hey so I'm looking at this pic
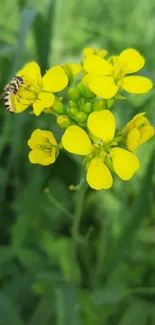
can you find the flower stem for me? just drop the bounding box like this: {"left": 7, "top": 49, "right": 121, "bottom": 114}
{"left": 45, "top": 188, "right": 73, "bottom": 220}
{"left": 71, "top": 181, "right": 88, "bottom": 281}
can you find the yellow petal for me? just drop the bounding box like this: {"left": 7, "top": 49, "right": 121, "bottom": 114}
{"left": 83, "top": 48, "right": 107, "bottom": 58}
{"left": 66, "top": 63, "right": 82, "bottom": 75}
{"left": 95, "top": 49, "right": 107, "bottom": 57}
{"left": 62, "top": 125, "right": 93, "bottom": 155}
{"left": 118, "top": 49, "right": 145, "bottom": 74}
{"left": 17, "top": 62, "right": 41, "bottom": 79}
{"left": 126, "top": 128, "right": 141, "bottom": 151}
{"left": 132, "top": 112, "right": 146, "bottom": 122}
{"left": 11, "top": 94, "right": 30, "bottom": 113}
{"left": 33, "top": 92, "right": 54, "bottom": 116}
{"left": 86, "top": 157, "right": 113, "bottom": 190}
{"left": 89, "top": 76, "right": 119, "bottom": 99}
{"left": 82, "top": 73, "right": 95, "bottom": 85}
{"left": 83, "top": 55, "right": 113, "bottom": 75}
{"left": 42, "top": 66, "right": 68, "bottom": 92}
{"left": 120, "top": 76, "right": 153, "bottom": 94}
{"left": 122, "top": 112, "right": 146, "bottom": 133}
{"left": 87, "top": 110, "right": 115, "bottom": 143}
{"left": 42, "top": 130, "right": 57, "bottom": 145}
{"left": 111, "top": 147, "right": 140, "bottom": 180}
{"left": 139, "top": 126, "right": 154, "bottom": 145}
{"left": 29, "top": 148, "right": 56, "bottom": 165}
{"left": 83, "top": 48, "right": 94, "bottom": 57}
{"left": 28, "top": 129, "right": 45, "bottom": 149}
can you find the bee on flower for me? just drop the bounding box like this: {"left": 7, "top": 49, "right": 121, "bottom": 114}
{"left": 6, "top": 46, "right": 154, "bottom": 191}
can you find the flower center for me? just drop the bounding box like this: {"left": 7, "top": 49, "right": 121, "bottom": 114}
{"left": 39, "top": 137, "right": 54, "bottom": 153}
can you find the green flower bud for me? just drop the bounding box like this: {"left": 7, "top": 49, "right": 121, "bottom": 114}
{"left": 74, "top": 111, "right": 87, "bottom": 123}
{"left": 62, "top": 64, "right": 73, "bottom": 86}
{"left": 52, "top": 99, "right": 66, "bottom": 114}
{"left": 106, "top": 99, "right": 114, "bottom": 110}
{"left": 83, "top": 102, "right": 93, "bottom": 114}
{"left": 57, "top": 115, "right": 71, "bottom": 128}
{"left": 68, "top": 106, "right": 79, "bottom": 117}
{"left": 68, "top": 87, "right": 81, "bottom": 100}
{"left": 77, "top": 83, "right": 96, "bottom": 99}
{"left": 93, "top": 99, "right": 106, "bottom": 111}
{"left": 69, "top": 100, "right": 79, "bottom": 108}
{"left": 104, "top": 155, "right": 114, "bottom": 172}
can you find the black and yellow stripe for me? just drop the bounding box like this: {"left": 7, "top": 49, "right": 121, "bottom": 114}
{"left": 3, "top": 76, "right": 24, "bottom": 113}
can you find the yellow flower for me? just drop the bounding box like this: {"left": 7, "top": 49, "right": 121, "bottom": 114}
{"left": 62, "top": 110, "right": 140, "bottom": 190}
{"left": 83, "top": 48, "right": 153, "bottom": 99}
{"left": 122, "top": 112, "right": 154, "bottom": 151}
{"left": 28, "top": 129, "right": 58, "bottom": 165}
{"left": 12, "top": 62, "right": 68, "bottom": 116}
{"left": 83, "top": 47, "right": 107, "bottom": 58}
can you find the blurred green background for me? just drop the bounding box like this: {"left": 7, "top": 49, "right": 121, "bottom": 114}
{"left": 0, "top": 0, "right": 155, "bottom": 324}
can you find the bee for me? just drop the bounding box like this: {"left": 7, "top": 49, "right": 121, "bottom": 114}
{"left": 3, "top": 76, "right": 24, "bottom": 114}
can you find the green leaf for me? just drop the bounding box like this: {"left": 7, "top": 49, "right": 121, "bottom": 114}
{"left": 16, "top": 248, "right": 45, "bottom": 271}
{"left": 11, "top": 214, "right": 30, "bottom": 248}
{"left": 91, "top": 288, "right": 124, "bottom": 305}
{"left": 119, "top": 299, "right": 149, "bottom": 325}
{"left": 12, "top": 7, "right": 37, "bottom": 75}
{"left": 28, "top": 294, "right": 55, "bottom": 325}
{"left": 33, "top": 0, "right": 56, "bottom": 71}
{"left": 0, "top": 246, "right": 15, "bottom": 265}
{"left": 0, "top": 293, "right": 24, "bottom": 325}
{"left": 105, "top": 149, "right": 155, "bottom": 274}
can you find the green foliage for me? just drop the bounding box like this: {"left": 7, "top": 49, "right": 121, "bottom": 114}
{"left": 0, "top": 0, "right": 155, "bottom": 324}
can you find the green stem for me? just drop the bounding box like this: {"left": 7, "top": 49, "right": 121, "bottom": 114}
{"left": 71, "top": 181, "right": 88, "bottom": 281}
{"left": 128, "top": 287, "right": 155, "bottom": 296}
{"left": 45, "top": 189, "right": 73, "bottom": 220}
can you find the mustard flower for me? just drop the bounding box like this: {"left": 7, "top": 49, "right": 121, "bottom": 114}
{"left": 28, "top": 129, "right": 58, "bottom": 165}
{"left": 61, "top": 110, "right": 140, "bottom": 190}
{"left": 83, "top": 48, "right": 153, "bottom": 99}
{"left": 12, "top": 62, "right": 68, "bottom": 116}
{"left": 122, "top": 112, "right": 154, "bottom": 151}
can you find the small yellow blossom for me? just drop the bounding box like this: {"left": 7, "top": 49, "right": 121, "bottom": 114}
{"left": 83, "top": 47, "right": 107, "bottom": 58}
{"left": 83, "top": 48, "right": 153, "bottom": 99}
{"left": 12, "top": 62, "right": 68, "bottom": 116}
{"left": 62, "top": 110, "right": 140, "bottom": 190}
{"left": 28, "top": 129, "right": 58, "bottom": 165}
{"left": 122, "top": 112, "right": 154, "bottom": 151}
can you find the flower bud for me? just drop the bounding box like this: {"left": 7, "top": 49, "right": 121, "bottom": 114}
{"left": 57, "top": 115, "right": 71, "bottom": 128}
{"left": 83, "top": 102, "right": 93, "bottom": 114}
{"left": 68, "top": 106, "right": 79, "bottom": 117}
{"left": 106, "top": 99, "right": 114, "bottom": 110}
{"left": 104, "top": 156, "right": 114, "bottom": 172}
{"left": 69, "top": 100, "right": 79, "bottom": 108}
{"left": 62, "top": 64, "right": 73, "bottom": 86}
{"left": 68, "top": 87, "right": 81, "bottom": 100}
{"left": 93, "top": 100, "right": 106, "bottom": 111}
{"left": 52, "top": 99, "right": 66, "bottom": 114}
{"left": 77, "top": 83, "right": 96, "bottom": 99}
{"left": 74, "top": 111, "right": 87, "bottom": 123}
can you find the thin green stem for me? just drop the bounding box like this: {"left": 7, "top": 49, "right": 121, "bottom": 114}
{"left": 45, "top": 189, "right": 73, "bottom": 220}
{"left": 128, "top": 287, "right": 155, "bottom": 296}
{"left": 71, "top": 180, "right": 88, "bottom": 281}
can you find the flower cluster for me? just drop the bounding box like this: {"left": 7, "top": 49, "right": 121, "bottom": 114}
{"left": 7, "top": 48, "right": 154, "bottom": 190}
